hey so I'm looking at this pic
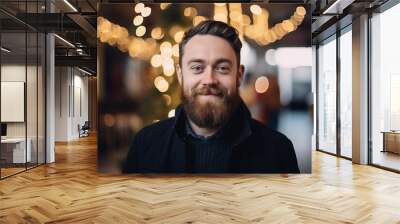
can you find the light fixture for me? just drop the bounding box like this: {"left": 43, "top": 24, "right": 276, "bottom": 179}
{"left": 322, "top": 0, "right": 354, "bottom": 15}
{"left": 76, "top": 48, "right": 85, "bottom": 55}
{"left": 63, "top": 0, "right": 78, "bottom": 12}
{"left": 77, "top": 67, "right": 94, "bottom": 76}
{"left": 54, "top": 34, "right": 75, "bottom": 48}
{"left": 1, "top": 47, "right": 11, "bottom": 53}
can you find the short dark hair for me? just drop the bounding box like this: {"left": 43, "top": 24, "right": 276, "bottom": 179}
{"left": 179, "top": 20, "right": 242, "bottom": 67}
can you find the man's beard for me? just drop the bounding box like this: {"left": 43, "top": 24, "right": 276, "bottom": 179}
{"left": 181, "top": 83, "right": 240, "bottom": 129}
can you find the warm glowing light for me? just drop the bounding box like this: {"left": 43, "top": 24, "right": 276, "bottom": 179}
{"left": 168, "top": 109, "right": 175, "bottom": 118}
{"left": 172, "top": 44, "right": 179, "bottom": 57}
{"left": 151, "top": 27, "right": 164, "bottom": 40}
{"left": 133, "top": 15, "right": 143, "bottom": 26}
{"left": 154, "top": 76, "right": 169, "bottom": 92}
{"left": 160, "top": 3, "right": 171, "bottom": 10}
{"left": 163, "top": 65, "right": 175, "bottom": 77}
{"left": 151, "top": 54, "right": 162, "bottom": 67}
{"left": 98, "top": 16, "right": 158, "bottom": 60}
{"left": 193, "top": 16, "right": 207, "bottom": 26}
{"left": 161, "top": 48, "right": 173, "bottom": 57}
{"left": 184, "top": 7, "right": 191, "bottom": 17}
{"left": 214, "top": 13, "right": 228, "bottom": 23}
{"left": 242, "top": 15, "right": 251, "bottom": 25}
{"left": 160, "top": 41, "right": 172, "bottom": 52}
{"left": 282, "top": 20, "right": 295, "bottom": 32}
{"left": 254, "top": 76, "right": 269, "bottom": 94}
{"left": 229, "top": 11, "right": 242, "bottom": 21}
{"left": 214, "top": 3, "right": 226, "bottom": 7}
{"left": 169, "top": 26, "right": 182, "bottom": 39}
{"left": 141, "top": 7, "right": 151, "bottom": 17}
{"left": 296, "top": 6, "right": 306, "bottom": 16}
{"left": 162, "top": 56, "right": 174, "bottom": 66}
{"left": 250, "top": 5, "right": 262, "bottom": 15}
{"left": 162, "top": 94, "right": 172, "bottom": 106}
{"left": 134, "top": 3, "right": 145, "bottom": 13}
{"left": 174, "top": 31, "right": 184, "bottom": 43}
{"left": 184, "top": 7, "right": 198, "bottom": 17}
{"left": 136, "top": 26, "right": 146, "bottom": 37}
{"left": 163, "top": 67, "right": 175, "bottom": 77}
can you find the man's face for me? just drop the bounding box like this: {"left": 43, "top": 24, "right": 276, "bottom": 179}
{"left": 177, "top": 34, "right": 244, "bottom": 129}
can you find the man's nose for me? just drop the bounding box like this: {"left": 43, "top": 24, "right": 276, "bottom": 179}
{"left": 201, "top": 67, "right": 218, "bottom": 86}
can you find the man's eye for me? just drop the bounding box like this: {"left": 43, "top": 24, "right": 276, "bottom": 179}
{"left": 216, "top": 66, "right": 230, "bottom": 73}
{"left": 191, "top": 66, "right": 203, "bottom": 73}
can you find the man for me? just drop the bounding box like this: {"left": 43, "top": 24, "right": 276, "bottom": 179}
{"left": 122, "top": 20, "right": 299, "bottom": 173}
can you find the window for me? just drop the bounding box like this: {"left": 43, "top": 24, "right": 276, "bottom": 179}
{"left": 339, "top": 28, "right": 352, "bottom": 158}
{"left": 317, "top": 36, "right": 337, "bottom": 154}
{"left": 370, "top": 3, "right": 400, "bottom": 171}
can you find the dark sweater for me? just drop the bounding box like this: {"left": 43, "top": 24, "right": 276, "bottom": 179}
{"left": 185, "top": 119, "right": 233, "bottom": 173}
{"left": 122, "top": 100, "right": 300, "bottom": 173}
{"left": 187, "top": 137, "right": 232, "bottom": 173}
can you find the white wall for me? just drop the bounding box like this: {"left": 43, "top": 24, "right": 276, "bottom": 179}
{"left": 55, "top": 67, "right": 89, "bottom": 141}
{"left": 1, "top": 64, "right": 46, "bottom": 164}
{"left": 1, "top": 65, "right": 37, "bottom": 138}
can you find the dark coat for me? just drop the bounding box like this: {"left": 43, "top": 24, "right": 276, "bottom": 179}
{"left": 122, "top": 102, "right": 300, "bottom": 173}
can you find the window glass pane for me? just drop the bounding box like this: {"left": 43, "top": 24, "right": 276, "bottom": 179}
{"left": 318, "top": 37, "right": 337, "bottom": 154}
{"left": 27, "top": 31, "right": 38, "bottom": 169}
{"left": 371, "top": 3, "right": 400, "bottom": 171}
{"left": 38, "top": 32, "right": 45, "bottom": 165}
{"left": 1, "top": 30, "right": 28, "bottom": 177}
{"left": 340, "top": 29, "right": 352, "bottom": 158}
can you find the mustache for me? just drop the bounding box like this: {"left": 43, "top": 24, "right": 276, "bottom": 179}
{"left": 192, "top": 85, "right": 225, "bottom": 97}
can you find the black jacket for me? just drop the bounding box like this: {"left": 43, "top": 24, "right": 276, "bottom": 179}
{"left": 122, "top": 102, "right": 300, "bottom": 173}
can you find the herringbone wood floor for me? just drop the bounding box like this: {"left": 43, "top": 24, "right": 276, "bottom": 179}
{"left": 1, "top": 135, "right": 400, "bottom": 224}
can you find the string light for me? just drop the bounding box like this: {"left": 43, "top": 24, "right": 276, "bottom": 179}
{"left": 98, "top": 17, "right": 157, "bottom": 59}
{"left": 172, "top": 44, "right": 179, "bottom": 57}
{"left": 151, "top": 27, "right": 164, "bottom": 40}
{"left": 97, "top": 4, "right": 307, "bottom": 63}
{"left": 141, "top": 7, "right": 151, "bottom": 17}
{"left": 136, "top": 26, "right": 146, "bottom": 37}
{"left": 184, "top": 7, "right": 197, "bottom": 17}
{"left": 250, "top": 5, "right": 262, "bottom": 15}
{"left": 133, "top": 15, "right": 143, "bottom": 26}
{"left": 160, "top": 3, "right": 171, "bottom": 10}
{"left": 151, "top": 54, "right": 162, "bottom": 67}
{"left": 134, "top": 3, "right": 144, "bottom": 14}
{"left": 154, "top": 76, "right": 169, "bottom": 92}
{"left": 193, "top": 16, "right": 206, "bottom": 26}
{"left": 174, "top": 31, "right": 184, "bottom": 43}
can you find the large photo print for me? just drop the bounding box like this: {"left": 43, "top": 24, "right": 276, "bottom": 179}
{"left": 97, "top": 3, "right": 312, "bottom": 173}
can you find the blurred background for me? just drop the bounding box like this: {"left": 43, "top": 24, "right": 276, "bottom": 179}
{"left": 97, "top": 3, "right": 312, "bottom": 173}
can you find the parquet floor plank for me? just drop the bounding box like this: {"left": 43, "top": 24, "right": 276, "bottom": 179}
{"left": 1, "top": 135, "right": 400, "bottom": 223}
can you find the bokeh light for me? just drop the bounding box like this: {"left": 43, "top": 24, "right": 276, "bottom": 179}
{"left": 154, "top": 76, "right": 169, "bottom": 92}
{"left": 254, "top": 76, "right": 270, "bottom": 94}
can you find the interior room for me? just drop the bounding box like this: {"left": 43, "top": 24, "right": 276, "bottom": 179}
{"left": 0, "top": 0, "right": 399, "bottom": 223}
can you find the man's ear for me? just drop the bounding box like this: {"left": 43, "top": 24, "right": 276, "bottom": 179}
{"left": 176, "top": 64, "right": 183, "bottom": 86}
{"left": 237, "top": 65, "right": 245, "bottom": 87}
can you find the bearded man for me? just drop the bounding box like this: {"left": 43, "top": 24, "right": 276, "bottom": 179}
{"left": 122, "top": 20, "right": 300, "bottom": 173}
